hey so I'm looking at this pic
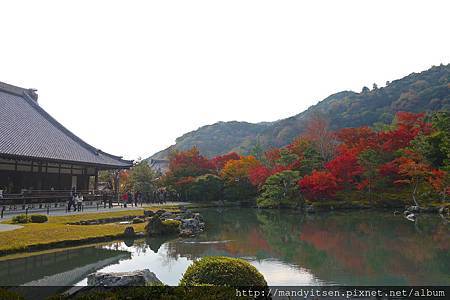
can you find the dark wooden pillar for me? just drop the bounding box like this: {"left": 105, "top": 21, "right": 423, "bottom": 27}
{"left": 58, "top": 164, "right": 61, "bottom": 190}
{"left": 94, "top": 169, "right": 98, "bottom": 191}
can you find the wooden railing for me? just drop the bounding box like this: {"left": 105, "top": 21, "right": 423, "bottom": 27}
{"left": 0, "top": 190, "right": 118, "bottom": 217}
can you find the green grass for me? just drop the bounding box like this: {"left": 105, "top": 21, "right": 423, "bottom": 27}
{"left": 0, "top": 208, "right": 175, "bottom": 255}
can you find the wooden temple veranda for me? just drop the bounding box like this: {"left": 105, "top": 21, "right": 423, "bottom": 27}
{"left": 0, "top": 81, "right": 133, "bottom": 213}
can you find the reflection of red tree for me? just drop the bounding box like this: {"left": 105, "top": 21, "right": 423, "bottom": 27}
{"left": 248, "top": 228, "right": 273, "bottom": 253}
{"left": 299, "top": 218, "right": 449, "bottom": 285}
{"left": 212, "top": 228, "right": 274, "bottom": 256}
{"left": 432, "top": 226, "right": 450, "bottom": 250}
{"left": 299, "top": 225, "right": 369, "bottom": 275}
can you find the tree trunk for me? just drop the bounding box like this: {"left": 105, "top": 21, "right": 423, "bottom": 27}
{"left": 412, "top": 180, "right": 419, "bottom": 206}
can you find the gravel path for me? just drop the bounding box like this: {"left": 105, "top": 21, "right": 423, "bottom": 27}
{"left": 0, "top": 224, "right": 23, "bottom": 232}
{"left": 0, "top": 202, "right": 190, "bottom": 226}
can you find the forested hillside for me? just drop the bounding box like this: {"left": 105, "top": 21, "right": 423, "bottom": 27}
{"left": 150, "top": 64, "right": 449, "bottom": 159}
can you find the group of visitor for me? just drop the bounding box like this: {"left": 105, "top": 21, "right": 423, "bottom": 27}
{"left": 121, "top": 191, "right": 142, "bottom": 207}
{"left": 68, "top": 187, "right": 84, "bottom": 212}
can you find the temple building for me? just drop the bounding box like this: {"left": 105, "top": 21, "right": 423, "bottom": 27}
{"left": 0, "top": 81, "right": 133, "bottom": 194}
{"left": 149, "top": 158, "right": 169, "bottom": 175}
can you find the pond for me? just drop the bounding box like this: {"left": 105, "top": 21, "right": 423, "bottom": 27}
{"left": 0, "top": 208, "right": 448, "bottom": 288}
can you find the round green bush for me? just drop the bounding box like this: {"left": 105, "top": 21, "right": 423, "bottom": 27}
{"left": 179, "top": 256, "right": 267, "bottom": 287}
{"left": 12, "top": 214, "right": 30, "bottom": 224}
{"left": 30, "top": 214, "right": 48, "bottom": 223}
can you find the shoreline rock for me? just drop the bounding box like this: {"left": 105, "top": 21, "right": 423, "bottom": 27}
{"left": 144, "top": 208, "right": 205, "bottom": 237}
{"left": 87, "top": 269, "right": 162, "bottom": 286}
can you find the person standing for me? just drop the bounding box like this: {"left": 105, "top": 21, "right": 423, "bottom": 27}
{"left": 77, "top": 193, "right": 83, "bottom": 211}
{"left": 122, "top": 192, "right": 128, "bottom": 208}
{"left": 134, "top": 191, "right": 140, "bottom": 207}
{"left": 68, "top": 192, "right": 75, "bottom": 212}
{"left": 74, "top": 193, "right": 80, "bottom": 211}
{"left": 102, "top": 192, "right": 107, "bottom": 208}
{"left": 108, "top": 193, "right": 113, "bottom": 208}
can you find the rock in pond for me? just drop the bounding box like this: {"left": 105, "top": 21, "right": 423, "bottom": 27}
{"left": 87, "top": 269, "right": 161, "bottom": 286}
{"left": 123, "top": 226, "right": 135, "bottom": 237}
{"left": 406, "top": 213, "right": 417, "bottom": 222}
{"left": 405, "top": 205, "right": 420, "bottom": 213}
{"left": 305, "top": 205, "right": 316, "bottom": 214}
{"left": 145, "top": 215, "right": 165, "bottom": 236}
{"left": 439, "top": 206, "right": 449, "bottom": 215}
{"left": 160, "top": 212, "right": 173, "bottom": 219}
{"left": 179, "top": 218, "right": 204, "bottom": 237}
{"left": 155, "top": 209, "right": 166, "bottom": 216}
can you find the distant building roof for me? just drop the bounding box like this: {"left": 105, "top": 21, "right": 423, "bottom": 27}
{"left": 149, "top": 159, "right": 169, "bottom": 174}
{"left": 0, "top": 81, "right": 133, "bottom": 168}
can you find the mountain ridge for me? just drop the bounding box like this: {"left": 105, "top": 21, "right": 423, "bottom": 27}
{"left": 150, "top": 64, "right": 450, "bottom": 160}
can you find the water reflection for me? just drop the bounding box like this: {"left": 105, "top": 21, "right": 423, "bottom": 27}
{"left": 0, "top": 247, "right": 130, "bottom": 286}
{"left": 0, "top": 208, "right": 448, "bottom": 287}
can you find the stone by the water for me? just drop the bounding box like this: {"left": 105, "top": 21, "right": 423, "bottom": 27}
{"left": 87, "top": 269, "right": 161, "bottom": 286}
{"left": 179, "top": 218, "right": 204, "bottom": 237}
{"left": 144, "top": 210, "right": 155, "bottom": 217}
{"left": 123, "top": 226, "right": 135, "bottom": 237}
{"left": 160, "top": 212, "right": 173, "bottom": 219}
{"left": 145, "top": 216, "right": 164, "bottom": 236}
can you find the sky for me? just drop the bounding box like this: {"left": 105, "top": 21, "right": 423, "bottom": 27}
{"left": 1, "top": 0, "right": 449, "bottom": 160}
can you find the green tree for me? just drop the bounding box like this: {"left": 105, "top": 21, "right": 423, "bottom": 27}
{"left": 257, "top": 170, "right": 302, "bottom": 208}
{"left": 426, "top": 112, "right": 450, "bottom": 169}
{"left": 190, "top": 174, "right": 224, "bottom": 202}
{"left": 299, "top": 146, "right": 323, "bottom": 175}
{"left": 129, "top": 160, "right": 157, "bottom": 194}
{"left": 358, "top": 149, "right": 382, "bottom": 202}
{"left": 277, "top": 148, "right": 299, "bottom": 167}
{"left": 250, "top": 141, "right": 265, "bottom": 162}
{"left": 223, "top": 178, "right": 256, "bottom": 202}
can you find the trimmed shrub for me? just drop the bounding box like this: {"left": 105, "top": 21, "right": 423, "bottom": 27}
{"left": 146, "top": 217, "right": 180, "bottom": 236}
{"left": 30, "top": 215, "right": 48, "bottom": 223}
{"left": 12, "top": 214, "right": 30, "bottom": 224}
{"left": 161, "top": 219, "right": 181, "bottom": 234}
{"left": 179, "top": 256, "right": 267, "bottom": 287}
{"left": 132, "top": 217, "right": 144, "bottom": 224}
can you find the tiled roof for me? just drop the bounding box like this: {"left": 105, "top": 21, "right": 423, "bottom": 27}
{"left": 0, "top": 82, "right": 133, "bottom": 168}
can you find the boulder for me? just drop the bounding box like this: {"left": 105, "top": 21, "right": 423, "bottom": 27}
{"left": 87, "top": 269, "right": 161, "bottom": 286}
{"left": 160, "top": 212, "right": 173, "bottom": 219}
{"left": 179, "top": 229, "right": 194, "bottom": 238}
{"left": 145, "top": 216, "right": 164, "bottom": 236}
{"left": 406, "top": 205, "right": 420, "bottom": 213}
{"left": 403, "top": 210, "right": 413, "bottom": 217}
{"left": 193, "top": 213, "right": 203, "bottom": 221}
{"left": 180, "top": 210, "right": 194, "bottom": 219}
{"left": 144, "top": 210, "right": 155, "bottom": 217}
{"left": 439, "top": 206, "right": 449, "bottom": 215}
{"left": 305, "top": 205, "right": 315, "bottom": 214}
{"left": 132, "top": 217, "right": 145, "bottom": 224}
{"left": 406, "top": 213, "right": 417, "bottom": 222}
{"left": 124, "top": 226, "right": 135, "bottom": 237}
{"left": 179, "top": 217, "right": 204, "bottom": 236}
